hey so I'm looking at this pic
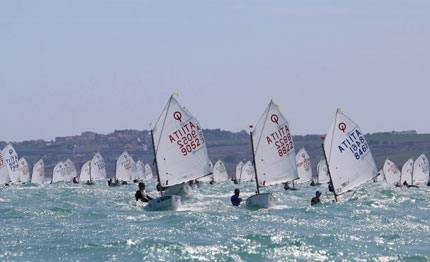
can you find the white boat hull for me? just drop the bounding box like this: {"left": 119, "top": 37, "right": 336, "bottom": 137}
{"left": 164, "top": 183, "right": 193, "bottom": 199}
{"left": 146, "top": 195, "right": 181, "bottom": 211}
{"left": 246, "top": 193, "right": 275, "bottom": 208}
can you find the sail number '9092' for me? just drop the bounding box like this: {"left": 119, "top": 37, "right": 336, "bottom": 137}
{"left": 169, "top": 121, "right": 205, "bottom": 156}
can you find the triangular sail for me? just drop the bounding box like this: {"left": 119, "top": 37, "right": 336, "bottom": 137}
{"left": 295, "top": 147, "right": 312, "bottom": 184}
{"left": 31, "top": 159, "right": 45, "bottom": 185}
{"left": 18, "top": 157, "right": 31, "bottom": 183}
{"left": 79, "top": 161, "right": 91, "bottom": 182}
{"left": 374, "top": 169, "right": 385, "bottom": 182}
{"left": 116, "top": 151, "right": 134, "bottom": 181}
{"left": 0, "top": 146, "right": 11, "bottom": 184}
{"left": 152, "top": 96, "right": 210, "bottom": 187}
{"left": 316, "top": 159, "right": 330, "bottom": 183}
{"left": 240, "top": 161, "right": 254, "bottom": 182}
{"left": 401, "top": 158, "right": 414, "bottom": 185}
{"left": 235, "top": 161, "right": 244, "bottom": 180}
{"left": 213, "top": 160, "right": 228, "bottom": 182}
{"left": 52, "top": 161, "right": 70, "bottom": 183}
{"left": 413, "top": 154, "right": 429, "bottom": 183}
{"left": 1, "top": 144, "right": 20, "bottom": 183}
{"left": 144, "top": 163, "right": 153, "bottom": 180}
{"left": 324, "top": 109, "right": 377, "bottom": 195}
{"left": 64, "top": 159, "right": 77, "bottom": 181}
{"left": 251, "top": 100, "right": 298, "bottom": 187}
{"left": 130, "top": 159, "right": 139, "bottom": 181}
{"left": 383, "top": 159, "right": 401, "bottom": 185}
{"left": 136, "top": 160, "right": 146, "bottom": 180}
{"left": 90, "top": 153, "right": 107, "bottom": 180}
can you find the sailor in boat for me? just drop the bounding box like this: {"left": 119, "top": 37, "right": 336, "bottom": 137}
{"left": 328, "top": 183, "right": 334, "bottom": 192}
{"left": 73, "top": 177, "right": 79, "bottom": 184}
{"left": 311, "top": 191, "right": 322, "bottom": 206}
{"left": 135, "top": 183, "right": 153, "bottom": 202}
{"left": 232, "top": 177, "right": 239, "bottom": 184}
{"left": 231, "top": 188, "right": 242, "bottom": 206}
{"left": 310, "top": 180, "right": 316, "bottom": 186}
{"left": 283, "top": 182, "right": 291, "bottom": 190}
{"left": 427, "top": 181, "right": 430, "bottom": 187}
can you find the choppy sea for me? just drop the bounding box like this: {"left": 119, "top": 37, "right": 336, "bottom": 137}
{"left": 1, "top": 180, "right": 429, "bottom": 261}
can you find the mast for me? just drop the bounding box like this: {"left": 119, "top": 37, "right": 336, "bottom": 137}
{"left": 89, "top": 161, "right": 92, "bottom": 183}
{"left": 250, "top": 131, "right": 260, "bottom": 194}
{"left": 151, "top": 130, "right": 163, "bottom": 196}
{"left": 321, "top": 142, "right": 338, "bottom": 202}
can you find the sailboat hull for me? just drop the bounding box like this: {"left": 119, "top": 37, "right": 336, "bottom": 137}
{"left": 246, "top": 193, "right": 275, "bottom": 208}
{"left": 146, "top": 195, "right": 181, "bottom": 211}
{"left": 164, "top": 183, "right": 193, "bottom": 199}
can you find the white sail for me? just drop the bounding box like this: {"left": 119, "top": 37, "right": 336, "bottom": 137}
{"left": 130, "top": 159, "right": 140, "bottom": 181}
{"left": 213, "top": 160, "right": 228, "bottom": 182}
{"left": 383, "top": 159, "right": 401, "bottom": 185}
{"left": 198, "top": 160, "right": 214, "bottom": 182}
{"left": 152, "top": 96, "right": 211, "bottom": 187}
{"left": 1, "top": 144, "right": 20, "bottom": 183}
{"left": 251, "top": 100, "right": 298, "bottom": 187}
{"left": 31, "top": 159, "right": 45, "bottom": 185}
{"left": 52, "top": 161, "right": 69, "bottom": 183}
{"left": 116, "top": 151, "right": 134, "bottom": 181}
{"left": 64, "top": 159, "right": 77, "bottom": 181}
{"left": 79, "top": 161, "right": 91, "bottom": 182}
{"left": 317, "top": 159, "right": 330, "bottom": 183}
{"left": 401, "top": 158, "right": 414, "bottom": 185}
{"left": 18, "top": 157, "right": 30, "bottom": 183}
{"left": 374, "top": 169, "right": 385, "bottom": 182}
{"left": 295, "top": 147, "right": 312, "bottom": 184}
{"left": 413, "top": 154, "right": 429, "bottom": 183}
{"left": 90, "top": 152, "right": 107, "bottom": 180}
{"left": 144, "top": 163, "right": 153, "bottom": 180}
{"left": 324, "top": 109, "right": 377, "bottom": 195}
{"left": 240, "top": 161, "right": 254, "bottom": 182}
{"left": 136, "top": 160, "right": 146, "bottom": 180}
{"left": 235, "top": 161, "right": 244, "bottom": 180}
{"left": 0, "top": 146, "right": 11, "bottom": 184}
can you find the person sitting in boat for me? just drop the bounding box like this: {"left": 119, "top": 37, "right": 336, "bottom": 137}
{"left": 135, "top": 183, "right": 153, "bottom": 202}
{"left": 427, "top": 181, "right": 430, "bottom": 187}
{"left": 310, "top": 180, "right": 316, "bottom": 186}
{"left": 403, "top": 180, "right": 408, "bottom": 187}
{"left": 231, "top": 188, "right": 242, "bottom": 206}
{"left": 233, "top": 177, "right": 239, "bottom": 184}
{"left": 156, "top": 183, "right": 167, "bottom": 192}
{"left": 311, "top": 191, "right": 322, "bottom": 206}
{"left": 328, "top": 183, "right": 334, "bottom": 192}
{"left": 284, "top": 182, "right": 291, "bottom": 190}
{"left": 73, "top": 177, "right": 79, "bottom": 184}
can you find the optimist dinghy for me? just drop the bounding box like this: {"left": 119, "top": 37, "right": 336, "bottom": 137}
{"left": 146, "top": 95, "right": 211, "bottom": 210}
{"left": 246, "top": 100, "right": 298, "bottom": 208}
{"left": 322, "top": 108, "right": 378, "bottom": 201}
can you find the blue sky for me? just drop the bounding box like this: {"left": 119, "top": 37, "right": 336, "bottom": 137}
{"left": 1, "top": 0, "right": 429, "bottom": 141}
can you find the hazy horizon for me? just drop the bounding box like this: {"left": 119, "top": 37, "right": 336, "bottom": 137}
{"left": 2, "top": 0, "right": 429, "bottom": 141}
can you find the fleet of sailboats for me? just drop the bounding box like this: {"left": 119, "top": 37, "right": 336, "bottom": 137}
{"left": 1, "top": 98, "right": 429, "bottom": 211}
